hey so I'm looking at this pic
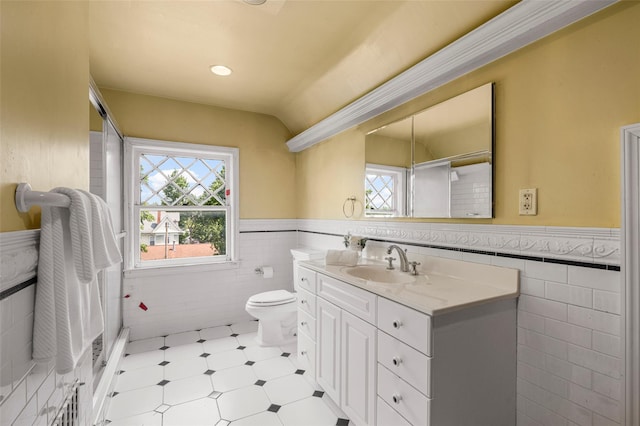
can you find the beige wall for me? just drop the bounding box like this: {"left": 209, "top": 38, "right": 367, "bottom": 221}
{"left": 297, "top": 2, "right": 640, "bottom": 227}
{"left": 0, "top": 1, "right": 89, "bottom": 232}
{"left": 99, "top": 89, "right": 296, "bottom": 219}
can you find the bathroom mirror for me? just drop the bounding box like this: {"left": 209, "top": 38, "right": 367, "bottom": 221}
{"left": 364, "top": 82, "right": 494, "bottom": 218}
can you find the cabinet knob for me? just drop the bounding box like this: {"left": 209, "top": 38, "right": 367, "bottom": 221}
{"left": 392, "top": 394, "right": 402, "bottom": 404}
{"left": 392, "top": 357, "right": 402, "bottom": 366}
{"left": 392, "top": 320, "right": 403, "bottom": 329}
{"left": 301, "top": 277, "right": 307, "bottom": 282}
{"left": 301, "top": 321, "right": 307, "bottom": 326}
{"left": 300, "top": 299, "right": 307, "bottom": 304}
{"left": 300, "top": 350, "right": 307, "bottom": 356}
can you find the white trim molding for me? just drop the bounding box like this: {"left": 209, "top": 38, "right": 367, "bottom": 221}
{"left": 0, "top": 229, "right": 39, "bottom": 292}
{"left": 298, "top": 219, "right": 620, "bottom": 266}
{"left": 286, "top": 0, "right": 618, "bottom": 152}
{"left": 621, "top": 123, "right": 640, "bottom": 426}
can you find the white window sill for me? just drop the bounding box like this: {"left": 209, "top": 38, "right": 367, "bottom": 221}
{"left": 124, "top": 260, "right": 239, "bottom": 279}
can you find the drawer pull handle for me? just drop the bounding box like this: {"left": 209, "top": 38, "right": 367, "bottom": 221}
{"left": 392, "top": 357, "right": 402, "bottom": 366}
{"left": 392, "top": 394, "right": 402, "bottom": 404}
{"left": 300, "top": 350, "right": 307, "bottom": 355}
{"left": 392, "top": 320, "right": 403, "bottom": 329}
{"left": 301, "top": 321, "right": 307, "bottom": 326}
{"left": 301, "top": 277, "right": 308, "bottom": 282}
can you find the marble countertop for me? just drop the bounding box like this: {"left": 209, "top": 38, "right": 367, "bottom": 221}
{"left": 299, "top": 256, "right": 519, "bottom": 316}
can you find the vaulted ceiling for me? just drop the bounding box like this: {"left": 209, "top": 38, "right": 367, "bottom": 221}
{"left": 89, "top": 0, "right": 516, "bottom": 136}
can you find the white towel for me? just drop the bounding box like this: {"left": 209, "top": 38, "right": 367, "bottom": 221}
{"left": 33, "top": 188, "right": 121, "bottom": 374}
{"left": 325, "top": 249, "right": 359, "bottom": 266}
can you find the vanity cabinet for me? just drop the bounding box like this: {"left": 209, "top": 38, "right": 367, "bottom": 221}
{"left": 296, "top": 267, "right": 317, "bottom": 378}
{"left": 296, "top": 264, "right": 517, "bottom": 426}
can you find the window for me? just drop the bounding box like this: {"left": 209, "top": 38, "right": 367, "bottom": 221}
{"left": 365, "top": 164, "right": 407, "bottom": 217}
{"left": 125, "top": 138, "right": 238, "bottom": 269}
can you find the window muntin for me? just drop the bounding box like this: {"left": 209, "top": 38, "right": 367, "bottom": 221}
{"left": 365, "top": 164, "right": 407, "bottom": 217}
{"left": 126, "top": 138, "right": 238, "bottom": 270}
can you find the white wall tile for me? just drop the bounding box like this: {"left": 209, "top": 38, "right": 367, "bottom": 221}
{"left": 592, "top": 372, "right": 622, "bottom": 401}
{"left": 521, "top": 277, "right": 545, "bottom": 298}
{"left": 567, "top": 305, "right": 621, "bottom": 336}
{"left": 525, "top": 261, "right": 568, "bottom": 283}
{"left": 593, "top": 413, "right": 621, "bottom": 426}
{"left": 592, "top": 332, "right": 621, "bottom": 358}
{"left": 517, "top": 394, "right": 568, "bottom": 426}
{"left": 568, "top": 267, "right": 620, "bottom": 293}
{"left": 518, "top": 362, "right": 569, "bottom": 398}
{"left": 518, "top": 311, "right": 546, "bottom": 333}
{"left": 568, "top": 383, "right": 621, "bottom": 423}
{"left": 519, "top": 295, "right": 568, "bottom": 322}
{"left": 518, "top": 345, "right": 546, "bottom": 370}
{"left": 545, "top": 282, "right": 593, "bottom": 308}
{"left": 592, "top": 290, "right": 621, "bottom": 315}
{"left": 567, "top": 344, "right": 621, "bottom": 379}
{"left": 544, "top": 355, "right": 592, "bottom": 389}
{"left": 544, "top": 318, "right": 591, "bottom": 348}
{"left": 0, "top": 379, "right": 26, "bottom": 425}
{"left": 519, "top": 329, "right": 568, "bottom": 360}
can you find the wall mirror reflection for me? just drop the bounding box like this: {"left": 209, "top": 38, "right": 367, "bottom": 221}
{"left": 364, "top": 82, "right": 494, "bottom": 218}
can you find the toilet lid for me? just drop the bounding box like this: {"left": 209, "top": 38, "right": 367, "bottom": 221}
{"left": 248, "top": 290, "right": 296, "bottom": 306}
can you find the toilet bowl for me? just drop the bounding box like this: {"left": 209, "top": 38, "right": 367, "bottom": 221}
{"left": 245, "top": 290, "right": 297, "bottom": 346}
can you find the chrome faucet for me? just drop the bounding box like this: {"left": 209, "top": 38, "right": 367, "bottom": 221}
{"left": 386, "top": 245, "right": 409, "bottom": 272}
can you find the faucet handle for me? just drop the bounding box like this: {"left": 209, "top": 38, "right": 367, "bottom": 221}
{"left": 408, "top": 261, "right": 421, "bottom": 275}
{"left": 385, "top": 256, "right": 396, "bottom": 270}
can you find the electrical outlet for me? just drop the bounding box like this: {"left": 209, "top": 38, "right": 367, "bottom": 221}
{"left": 519, "top": 188, "right": 537, "bottom": 215}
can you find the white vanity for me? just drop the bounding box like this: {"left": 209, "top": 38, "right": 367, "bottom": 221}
{"left": 294, "top": 253, "right": 519, "bottom": 426}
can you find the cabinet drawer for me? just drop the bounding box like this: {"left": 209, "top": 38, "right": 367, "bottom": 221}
{"left": 376, "top": 397, "right": 412, "bottom": 426}
{"left": 377, "top": 364, "right": 431, "bottom": 426}
{"left": 378, "top": 330, "right": 431, "bottom": 397}
{"left": 298, "top": 308, "right": 316, "bottom": 341}
{"left": 377, "top": 297, "right": 432, "bottom": 356}
{"left": 317, "top": 274, "right": 377, "bottom": 324}
{"left": 297, "top": 267, "right": 317, "bottom": 293}
{"left": 297, "top": 330, "right": 316, "bottom": 378}
{"left": 297, "top": 288, "right": 316, "bottom": 318}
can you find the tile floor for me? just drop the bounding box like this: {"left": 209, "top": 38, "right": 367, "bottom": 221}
{"left": 105, "top": 321, "right": 351, "bottom": 426}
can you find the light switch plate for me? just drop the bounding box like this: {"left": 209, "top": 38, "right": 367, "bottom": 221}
{"left": 519, "top": 188, "right": 537, "bottom": 215}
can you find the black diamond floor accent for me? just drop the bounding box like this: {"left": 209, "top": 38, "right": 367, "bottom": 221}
{"left": 197, "top": 339, "right": 206, "bottom": 343}
{"left": 116, "top": 370, "right": 125, "bottom": 375}
{"left": 230, "top": 333, "right": 239, "bottom": 337}
{"left": 281, "top": 352, "right": 291, "bottom": 357}
{"left": 204, "top": 370, "right": 215, "bottom": 375}
{"left": 158, "top": 361, "right": 170, "bottom": 366}
{"left": 159, "top": 346, "right": 169, "bottom": 350}
{"left": 313, "top": 390, "right": 324, "bottom": 398}
{"left": 200, "top": 353, "right": 211, "bottom": 358}
{"left": 295, "top": 369, "right": 305, "bottom": 375}
{"left": 109, "top": 392, "right": 119, "bottom": 398}
{"left": 255, "top": 380, "right": 266, "bottom": 386}
{"left": 157, "top": 380, "right": 170, "bottom": 386}
{"left": 237, "top": 346, "right": 246, "bottom": 350}
{"left": 336, "top": 418, "right": 349, "bottom": 426}
{"left": 124, "top": 353, "right": 130, "bottom": 357}
{"left": 267, "top": 404, "right": 281, "bottom": 413}
{"left": 245, "top": 361, "right": 255, "bottom": 366}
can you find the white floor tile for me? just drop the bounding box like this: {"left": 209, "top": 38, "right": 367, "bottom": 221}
{"left": 108, "top": 411, "right": 163, "bottom": 426}
{"left": 163, "top": 374, "right": 214, "bottom": 406}
{"left": 236, "top": 332, "right": 259, "bottom": 347}
{"left": 126, "top": 337, "right": 165, "bottom": 355}
{"left": 231, "top": 411, "right": 283, "bottom": 426}
{"left": 163, "top": 397, "right": 220, "bottom": 426}
{"left": 201, "top": 326, "right": 233, "bottom": 340}
{"left": 244, "top": 345, "right": 283, "bottom": 362}
{"left": 230, "top": 321, "right": 259, "bottom": 334}
{"left": 164, "top": 342, "right": 205, "bottom": 361}
{"left": 107, "top": 386, "right": 164, "bottom": 421}
{"left": 217, "top": 386, "right": 271, "bottom": 421}
{"left": 207, "top": 349, "right": 248, "bottom": 371}
{"left": 114, "top": 365, "right": 164, "bottom": 393}
{"left": 120, "top": 350, "right": 165, "bottom": 371}
{"left": 165, "top": 330, "right": 201, "bottom": 347}
{"left": 277, "top": 396, "right": 339, "bottom": 426}
{"left": 164, "top": 357, "right": 209, "bottom": 381}
{"left": 279, "top": 342, "right": 297, "bottom": 355}
{"left": 252, "top": 357, "right": 296, "bottom": 381}
{"left": 203, "top": 336, "right": 240, "bottom": 354}
{"left": 211, "top": 365, "right": 258, "bottom": 392}
{"left": 263, "top": 374, "right": 315, "bottom": 405}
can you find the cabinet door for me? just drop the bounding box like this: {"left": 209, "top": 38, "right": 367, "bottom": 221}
{"left": 341, "top": 310, "right": 376, "bottom": 426}
{"left": 316, "top": 298, "right": 341, "bottom": 403}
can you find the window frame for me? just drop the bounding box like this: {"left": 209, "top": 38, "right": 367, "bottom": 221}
{"left": 364, "top": 163, "right": 408, "bottom": 217}
{"left": 124, "top": 137, "right": 239, "bottom": 272}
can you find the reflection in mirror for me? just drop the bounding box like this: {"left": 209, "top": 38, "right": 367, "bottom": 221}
{"left": 365, "top": 82, "right": 494, "bottom": 218}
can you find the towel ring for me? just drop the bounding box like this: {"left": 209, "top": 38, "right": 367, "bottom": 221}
{"left": 343, "top": 196, "right": 356, "bottom": 218}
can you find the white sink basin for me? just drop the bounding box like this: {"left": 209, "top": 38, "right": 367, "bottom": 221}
{"left": 342, "top": 265, "right": 416, "bottom": 284}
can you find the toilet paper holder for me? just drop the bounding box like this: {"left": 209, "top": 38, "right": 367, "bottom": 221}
{"left": 254, "top": 266, "right": 274, "bottom": 278}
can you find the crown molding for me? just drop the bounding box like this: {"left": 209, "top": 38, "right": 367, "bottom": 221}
{"left": 286, "top": 0, "right": 618, "bottom": 152}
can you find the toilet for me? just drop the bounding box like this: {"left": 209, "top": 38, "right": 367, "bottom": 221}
{"left": 245, "top": 248, "right": 324, "bottom": 346}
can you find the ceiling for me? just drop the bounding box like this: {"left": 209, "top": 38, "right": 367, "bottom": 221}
{"left": 89, "top": 0, "right": 516, "bottom": 136}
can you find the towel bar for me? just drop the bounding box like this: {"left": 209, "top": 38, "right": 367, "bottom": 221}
{"left": 15, "top": 182, "right": 71, "bottom": 212}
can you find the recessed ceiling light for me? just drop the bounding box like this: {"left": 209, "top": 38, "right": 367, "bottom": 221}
{"left": 243, "top": 0, "right": 267, "bottom": 5}
{"left": 210, "top": 65, "right": 232, "bottom": 76}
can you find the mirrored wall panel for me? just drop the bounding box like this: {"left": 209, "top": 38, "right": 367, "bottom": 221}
{"left": 365, "top": 82, "right": 494, "bottom": 218}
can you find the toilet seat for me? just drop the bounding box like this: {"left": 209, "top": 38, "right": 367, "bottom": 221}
{"left": 247, "top": 290, "right": 296, "bottom": 307}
